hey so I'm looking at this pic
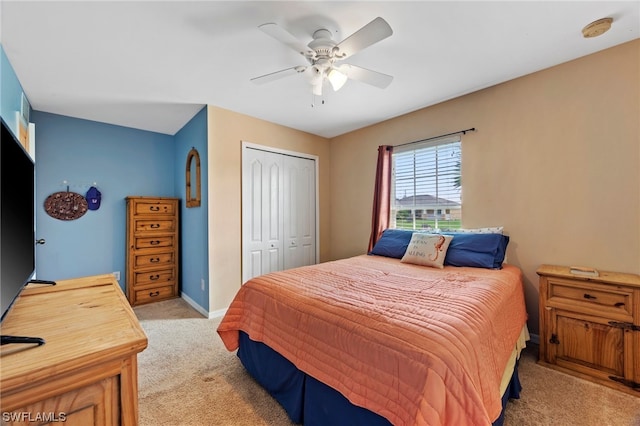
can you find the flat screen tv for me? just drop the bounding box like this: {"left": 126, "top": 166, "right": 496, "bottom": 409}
{"left": 1, "top": 117, "right": 50, "bottom": 345}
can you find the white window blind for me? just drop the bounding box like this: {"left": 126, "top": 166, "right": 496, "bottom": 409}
{"left": 391, "top": 135, "right": 462, "bottom": 230}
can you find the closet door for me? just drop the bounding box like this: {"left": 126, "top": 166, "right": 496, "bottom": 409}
{"left": 283, "top": 156, "right": 316, "bottom": 270}
{"left": 242, "top": 145, "right": 317, "bottom": 283}
{"left": 242, "top": 148, "right": 284, "bottom": 282}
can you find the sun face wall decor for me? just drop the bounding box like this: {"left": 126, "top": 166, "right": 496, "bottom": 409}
{"left": 186, "top": 147, "right": 201, "bottom": 208}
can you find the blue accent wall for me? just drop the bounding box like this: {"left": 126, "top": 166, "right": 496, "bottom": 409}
{"left": 32, "top": 111, "right": 176, "bottom": 290}
{"left": 0, "top": 46, "right": 27, "bottom": 138}
{"left": 2, "top": 45, "right": 210, "bottom": 312}
{"left": 174, "top": 107, "right": 209, "bottom": 310}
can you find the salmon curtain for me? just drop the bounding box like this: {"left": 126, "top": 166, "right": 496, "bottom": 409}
{"left": 368, "top": 145, "right": 393, "bottom": 252}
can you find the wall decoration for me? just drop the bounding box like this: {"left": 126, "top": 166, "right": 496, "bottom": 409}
{"left": 86, "top": 186, "right": 102, "bottom": 210}
{"left": 186, "top": 147, "right": 201, "bottom": 208}
{"left": 44, "top": 190, "right": 88, "bottom": 221}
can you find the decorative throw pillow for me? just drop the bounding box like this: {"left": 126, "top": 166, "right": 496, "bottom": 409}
{"left": 401, "top": 233, "right": 453, "bottom": 269}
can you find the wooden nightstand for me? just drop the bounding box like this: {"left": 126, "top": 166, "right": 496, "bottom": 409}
{"left": 537, "top": 264, "right": 640, "bottom": 396}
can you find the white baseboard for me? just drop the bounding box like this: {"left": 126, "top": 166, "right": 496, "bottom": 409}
{"left": 180, "top": 292, "right": 209, "bottom": 318}
{"left": 209, "top": 307, "right": 227, "bottom": 319}
{"left": 180, "top": 292, "right": 227, "bottom": 319}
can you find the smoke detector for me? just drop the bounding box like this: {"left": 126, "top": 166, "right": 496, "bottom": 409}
{"left": 582, "top": 18, "right": 613, "bottom": 38}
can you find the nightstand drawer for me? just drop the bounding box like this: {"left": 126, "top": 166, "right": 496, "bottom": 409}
{"left": 548, "top": 278, "right": 633, "bottom": 318}
{"left": 134, "top": 219, "right": 176, "bottom": 233}
{"left": 133, "top": 200, "right": 176, "bottom": 216}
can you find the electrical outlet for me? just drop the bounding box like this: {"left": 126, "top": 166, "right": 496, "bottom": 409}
{"left": 201, "top": 278, "right": 205, "bottom": 291}
{"left": 113, "top": 271, "right": 120, "bottom": 281}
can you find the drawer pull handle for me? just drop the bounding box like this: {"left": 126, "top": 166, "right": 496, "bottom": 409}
{"left": 614, "top": 302, "right": 625, "bottom": 307}
{"left": 149, "top": 291, "right": 160, "bottom": 297}
{"left": 150, "top": 240, "right": 161, "bottom": 245}
{"left": 150, "top": 223, "right": 160, "bottom": 229}
{"left": 583, "top": 293, "right": 597, "bottom": 300}
{"left": 150, "top": 257, "right": 160, "bottom": 263}
{"left": 150, "top": 206, "right": 160, "bottom": 211}
{"left": 149, "top": 274, "right": 160, "bottom": 281}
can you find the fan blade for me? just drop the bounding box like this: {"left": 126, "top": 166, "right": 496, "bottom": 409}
{"left": 258, "top": 23, "right": 313, "bottom": 57}
{"left": 335, "top": 17, "right": 392, "bottom": 58}
{"left": 251, "top": 66, "right": 306, "bottom": 85}
{"left": 339, "top": 64, "right": 393, "bottom": 89}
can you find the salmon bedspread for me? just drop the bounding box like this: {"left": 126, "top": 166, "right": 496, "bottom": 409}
{"left": 217, "top": 255, "right": 528, "bottom": 426}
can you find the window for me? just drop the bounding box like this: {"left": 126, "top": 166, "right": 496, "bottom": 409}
{"left": 391, "top": 135, "right": 462, "bottom": 231}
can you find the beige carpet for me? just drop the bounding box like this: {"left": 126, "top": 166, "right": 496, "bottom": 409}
{"left": 134, "top": 298, "right": 640, "bottom": 426}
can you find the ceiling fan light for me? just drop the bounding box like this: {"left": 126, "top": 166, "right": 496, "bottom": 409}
{"left": 327, "top": 68, "right": 348, "bottom": 91}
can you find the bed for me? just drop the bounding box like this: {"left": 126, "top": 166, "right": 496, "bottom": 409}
{"left": 218, "top": 229, "right": 529, "bottom": 426}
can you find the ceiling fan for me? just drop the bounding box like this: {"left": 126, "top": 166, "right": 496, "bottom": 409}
{"left": 251, "top": 17, "right": 393, "bottom": 97}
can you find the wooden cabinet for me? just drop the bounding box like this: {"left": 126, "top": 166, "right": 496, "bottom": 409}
{"left": 537, "top": 264, "right": 640, "bottom": 396}
{"left": 0, "top": 274, "right": 148, "bottom": 425}
{"left": 126, "top": 196, "right": 179, "bottom": 306}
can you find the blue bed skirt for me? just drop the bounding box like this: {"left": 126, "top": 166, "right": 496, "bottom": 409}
{"left": 238, "top": 331, "right": 522, "bottom": 425}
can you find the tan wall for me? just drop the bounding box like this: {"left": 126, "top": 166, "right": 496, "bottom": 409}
{"left": 329, "top": 40, "right": 640, "bottom": 336}
{"left": 207, "top": 106, "right": 331, "bottom": 312}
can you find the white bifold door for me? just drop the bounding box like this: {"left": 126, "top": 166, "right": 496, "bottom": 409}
{"left": 242, "top": 145, "right": 317, "bottom": 283}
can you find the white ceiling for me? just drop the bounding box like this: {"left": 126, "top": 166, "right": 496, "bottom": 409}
{"left": 1, "top": 1, "right": 638, "bottom": 138}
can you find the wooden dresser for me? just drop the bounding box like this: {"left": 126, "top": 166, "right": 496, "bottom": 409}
{"left": 537, "top": 264, "right": 640, "bottom": 396}
{"left": 0, "top": 274, "right": 148, "bottom": 425}
{"left": 126, "top": 196, "right": 179, "bottom": 306}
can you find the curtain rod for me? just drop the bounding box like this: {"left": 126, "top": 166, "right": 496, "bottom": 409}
{"left": 393, "top": 127, "right": 476, "bottom": 148}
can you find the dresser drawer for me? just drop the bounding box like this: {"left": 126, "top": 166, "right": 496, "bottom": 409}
{"left": 133, "top": 268, "right": 175, "bottom": 286}
{"left": 134, "top": 251, "right": 175, "bottom": 268}
{"left": 134, "top": 235, "right": 174, "bottom": 250}
{"left": 133, "top": 200, "right": 176, "bottom": 216}
{"left": 134, "top": 219, "right": 176, "bottom": 233}
{"left": 547, "top": 277, "right": 633, "bottom": 319}
{"left": 134, "top": 285, "right": 176, "bottom": 304}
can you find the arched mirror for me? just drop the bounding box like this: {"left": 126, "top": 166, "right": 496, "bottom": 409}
{"left": 186, "top": 148, "right": 201, "bottom": 208}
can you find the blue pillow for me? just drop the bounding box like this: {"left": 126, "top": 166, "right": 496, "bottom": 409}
{"left": 442, "top": 232, "right": 509, "bottom": 269}
{"left": 494, "top": 235, "right": 510, "bottom": 268}
{"left": 369, "top": 229, "right": 414, "bottom": 259}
